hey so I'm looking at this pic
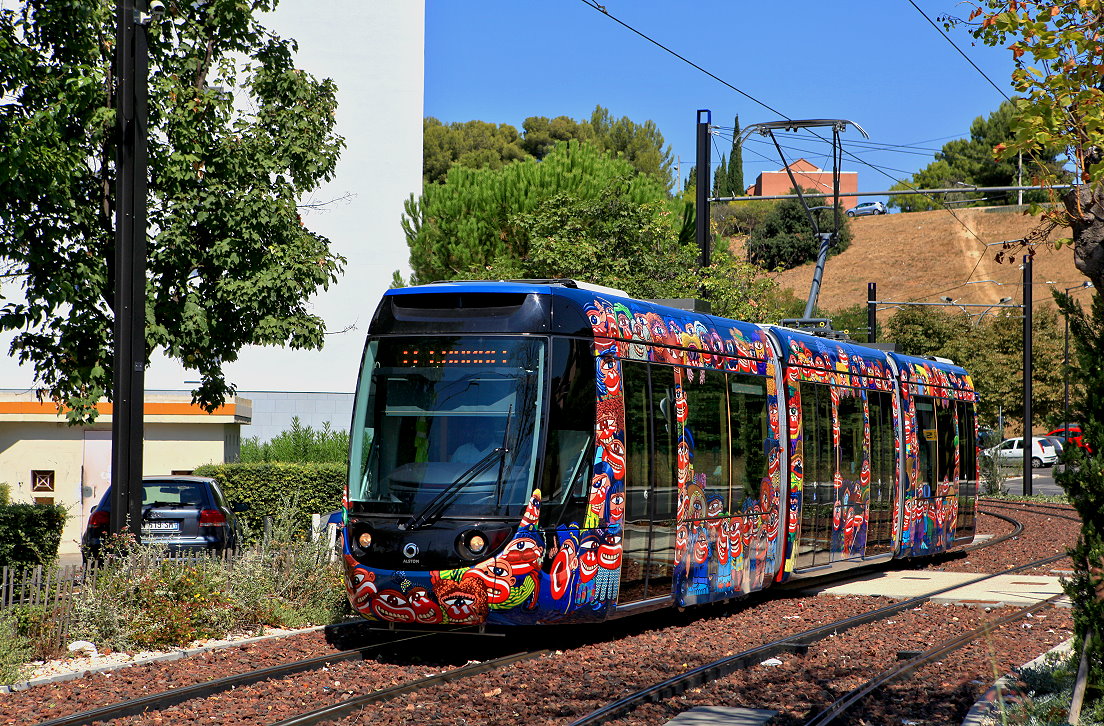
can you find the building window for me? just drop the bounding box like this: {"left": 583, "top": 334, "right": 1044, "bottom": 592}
{"left": 31, "top": 470, "right": 55, "bottom": 492}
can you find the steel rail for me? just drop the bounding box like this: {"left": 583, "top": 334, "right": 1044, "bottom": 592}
{"left": 980, "top": 498, "right": 1081, "bottom": 521}
{"left": 569, "top": 552, "right": 1066, "bottom": 726}
{"left": 269, "top": 649, "right": 548, "bottom": 726}
{"left": 35, "top": 632, "right": 434, "bottom": 726}
{"left": 801, "top": 592, "right": 1066, "bottom": 725}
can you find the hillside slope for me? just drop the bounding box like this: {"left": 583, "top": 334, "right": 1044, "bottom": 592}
{"left": 754, "top": 207, "right": 1084, "bottom": 312}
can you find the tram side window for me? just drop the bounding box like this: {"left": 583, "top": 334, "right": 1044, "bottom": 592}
{"left": 935, "top": 398, "right": 956, "bottom": 488}
{"left": 682, "top": 368, "right": 729, "bottom": 508}
{"left": 729, "top": 374, "right": 768, "bottom": 510}
{"left": 956, "top": 401, "right": 978, "bottom": 537}
{"left": 866, "top": 389, "right": 896, "bottom": 554}
{"left": 914, "top": 396, "right": 936, "bottom": 496}
{"left": 539, "top": 338, "right": 595, "bottom": 526}
{"left": 798, "top": 381, "right": 833, "bottom": 568}
{"left": 837, "top": 390, "right": 864, "bottom": 483}
{"left": 622, "top": 361, "right": 651, "bottom": 520}
{"left": 652, "top": 370, "right": 678, "bottom": 521}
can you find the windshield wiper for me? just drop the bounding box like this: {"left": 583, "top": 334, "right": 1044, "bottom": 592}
{"left": 403, "top": 447, "right": 508, "bottom": 530}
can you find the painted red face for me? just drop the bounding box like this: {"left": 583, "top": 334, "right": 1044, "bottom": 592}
{"left": 589, "top": 474, "right": 610, "bottom": 516}
{"left": 346, "top": 564, "right": 377, "bottom": 614}
{"left": 597, "top": 413, "right": 618, "bottom": 443}
{"left": 503, "top": 536, "right": 542, "bottom": 577}
{"left": 406, "top": 587, "right": 443, "bottom": 624}
{"left": 716, "top": 521, "right": 731, "bottom": 564}
{"left": 520, "top": 492, "right": 540, "bottom": 527}
{"left": 788, "top": 403, "right": 800, "bottom": 438}
{"left": 465, "top": 557, "right": 515, "bottom": 604}
{"left": 600, "top": 355, "right": 621, "bottom": 395}
{"left": 440, "top": 590, "right": 481, "bottom": 624}
{"left": 578, "top": 540, "right": 600, "bottom": 581}
{"left": 707, "top": 498, "right": 723, "bottom": 518}
{"left": 609, "top": 490, "right": 626, "bottom": 523}
{"left": 675, "top": 525, "right": 689, "bottom": 562}
{"left": 603, "top": 438, "right": 626, "bottom": 479}
{"left": 692, "top": 528, "right": 710, "bottom": 563}
{"left": 674, "top": 386, "right": 688, "bottom": 423}
{"left": 549, "top": 540, "right": 578, "bottom": 600}
{"left": 677, "top": 440, "right": 690, "bottom": 472}
{"left": 370, "top": 589, "right": 416, "bottom": 623}
{"left": 598, "top": 531, "right": 622, "bottom": 570}
{"left": 729, "top": 518, "right": 743, "bottom": 555}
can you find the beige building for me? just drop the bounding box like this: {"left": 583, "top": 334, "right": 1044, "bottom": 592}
{"left": 0, "top": 391, "right": 251, "bottom": 556}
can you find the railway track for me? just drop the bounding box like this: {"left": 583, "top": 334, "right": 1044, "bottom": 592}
{"left": 799, "top": 592, "right": 1066, "bottom": 725}
{"left": 568, "top": 547, "right": 1068, "bottom": 724}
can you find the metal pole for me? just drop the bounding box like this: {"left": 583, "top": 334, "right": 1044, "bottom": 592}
{"left": 695, "top": 110, "right": 711, "bottom": 272}
{"left": 867, "top": 282, "right": 877, "bottom": 343}
{"left": 110, "top": 0, "right": 148, "bottom": 540}
{"left": 1022, "top": 255, "right": 1033, "bottom": 496}
{"left": 1064, "top": 308, "right": 1070, "bottom": 441}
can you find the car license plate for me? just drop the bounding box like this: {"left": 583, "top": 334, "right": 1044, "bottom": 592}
{"left": 142, "top": 521, "right": 179, "bottom": 532}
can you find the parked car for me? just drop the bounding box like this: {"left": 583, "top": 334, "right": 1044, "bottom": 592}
{"left": 846, "top": 201, "right": 887, "bottom": 217}
{"left": 1047, "top": 425, "right": 1092, "bottom": 453}
{"left": 983, "top": 436, "right": 1059, "bottom": 468}
{"left": 83, "top": 475, "right": 245, "bottom": 557}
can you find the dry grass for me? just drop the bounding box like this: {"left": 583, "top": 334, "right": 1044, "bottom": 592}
{"left": 736, "top": 206, "right": 1084, "bottom": 312}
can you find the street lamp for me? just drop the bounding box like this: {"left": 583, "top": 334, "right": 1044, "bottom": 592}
{"left": 940, "top": 296, "right": 969, "bottom": 315}
{"left": 1063, "top": 281, "right": 1095, "bottom": 440}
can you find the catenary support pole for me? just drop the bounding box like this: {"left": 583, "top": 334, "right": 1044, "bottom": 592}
{"left": 1023, "top": 255, "right": 1033, "bottom": 496}
{"left": 867, "top": 283, "right": 877, "bottom": 343}
{"left": 110, "top": 0, "right": 149, "bottom": 539}
{"left": 695, "top": 110, "right": 711, "bottom": 273}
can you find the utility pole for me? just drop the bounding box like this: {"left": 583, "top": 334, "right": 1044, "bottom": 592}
{"left": 110, "top": 0, "right": 150, "bottom": 539}
{"left": 867, "top": 283, "right": 877, "bottom": 343}
{"left": 695, "top": 110, "right": 711, "bottom": 273}
{"left": 1022, "top": 255, "right": 1033, "bottom": 496}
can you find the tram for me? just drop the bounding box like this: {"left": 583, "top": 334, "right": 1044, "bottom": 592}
{"left": 341, "top": 279, "right": 978, "bottom": 627}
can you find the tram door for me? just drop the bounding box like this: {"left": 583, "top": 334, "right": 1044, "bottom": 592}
{"left": 618, "top": 362, "right": 676, "bottom": 603}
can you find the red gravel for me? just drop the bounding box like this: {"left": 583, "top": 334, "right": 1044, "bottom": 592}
{"left": 0, "top": 500, "right": 1080, "bottom": 726}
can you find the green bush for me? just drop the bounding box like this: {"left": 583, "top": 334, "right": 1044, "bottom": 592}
{"left": 192, "top": 462, "right": 344, "bottom": 534}
{"left": 0, "top": 613, "right": 31, "bottom": 685}
{"left": 0, "top": 502, "right": 67, "bottom": 568}
{"left": 239, "top": 417, "right": 349, "bottom": 464}
{"left": 745, "top": 196, "right": 853, "bottom": 271}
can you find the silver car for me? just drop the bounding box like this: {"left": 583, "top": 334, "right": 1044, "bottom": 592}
{"left": 846, "top": 201, "right": 887, "bottom": 217}
{"left": 983, "top": 436, "right": 1058, "bottom": 468}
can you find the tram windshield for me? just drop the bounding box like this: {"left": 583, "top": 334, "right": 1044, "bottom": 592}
{"left": 348, "top": 336, "right": 545, "bottom": 518}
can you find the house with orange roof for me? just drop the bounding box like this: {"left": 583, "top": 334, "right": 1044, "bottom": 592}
{"left": 745, "top": 158, "right": 859, "bottom": 211}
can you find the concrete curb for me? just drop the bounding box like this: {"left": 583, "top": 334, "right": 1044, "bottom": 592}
{"left": 1, "top": 625, "right": 324, "bottom": 693}
{"left": 960, "top": 638, "right": 1074, "bottom": 726}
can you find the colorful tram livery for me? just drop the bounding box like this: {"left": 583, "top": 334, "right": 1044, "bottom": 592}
{"left": 342, "top": 280, "right": 979, "bottom": 627}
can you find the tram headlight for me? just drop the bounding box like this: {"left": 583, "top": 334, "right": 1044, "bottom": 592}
{"left": 459, "top": 530, "right": 487, "bottom": 558}
{"left": 357, "top": 531, "right": 373, "bottom": 549}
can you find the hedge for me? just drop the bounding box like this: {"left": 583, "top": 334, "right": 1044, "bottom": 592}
{"left": 193, "top": 462, "right": 345, "bottom": 535}
{"left": 0, "top": 503, "right": 67, "bottom": 568}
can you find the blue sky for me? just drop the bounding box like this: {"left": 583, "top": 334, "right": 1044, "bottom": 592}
{"left": 424, "top": 0, "right": 1015, "bottom": 197}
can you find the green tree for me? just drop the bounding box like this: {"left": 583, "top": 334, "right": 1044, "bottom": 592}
{"left": 887, "top": 101, "right": 1066, "bottom": 211}
{"left": 744, "top": 193, "right": 853, "bottom": 271}
{"left": 588, "top": 105, "right": 674, "bottom": 189}
{"left": 519, "top": 115, "right": 591, "bottom": 160}
{"left": 0, "top": 1, "right": 344, "bottom": 422}
{"left": 422, "top": 118, "right": 528, "bottom": 185}
{"left": 712, "top": 154, "right": 728, "bottom": 197}
{"left": 728, "top": 115, "right": 744, "bottom": 197}
{"left": 402, "top": 141, "right": 670, "bottom": 285}
{"left": 958, "top": 5, "right": 1104, "bottom": 704}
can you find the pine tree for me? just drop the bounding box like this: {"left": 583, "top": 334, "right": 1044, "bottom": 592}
{"left": 712, "top": 154, "right": 728, "bottom": 196}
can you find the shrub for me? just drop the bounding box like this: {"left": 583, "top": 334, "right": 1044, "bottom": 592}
{"left": 745, "top": 196, "right": 853, "bottom": 271}
{"left": 192, "top": 462, "right": 344, "bottom": 535}
{"left": 0, "top": 613, "right": 31, "bottom": 685}
{"left": 240, "top": 417, "right": 349, "bottom": 464}
{"left": 0, "top": 502, "right": 67, "bottom": 568}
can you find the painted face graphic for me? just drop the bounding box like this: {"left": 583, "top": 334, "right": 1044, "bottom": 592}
{"left": 599, "top": 354, "right": 621, "bottom": 396}
{"left": 585, "top": 303, "right": 605, "bottom": 335}
{"left": 589, "top": 473, "right": 611, "bottom": 516}
{"left": 436, "top": 581, "right": 486, "bottom": 624}
{"left": 578, "top": 537, "right": 600, "bottom": 582}
{"left": 717, "top": 520, "right": 731, "bottom": 564}
{"left": 503, "top": 535, "right": 542, "bottom": 577}
{"left": 676, "top": 441, "right": 691, "bottom": 480}
{"left": 345, "top": 558, "right": 377, "bottom": 613}
{"left": 674, "top": 385, "right": 688, "bottom": 423}
{"left": 602, "top": 438, "right": 626, "bottom": 479}
{"left": 464, "top": 557, "right": 516, "bottom": 604}
{"left": 549, "top": 538, "right": 579, "bottom": 600}
{"left": 406, "top": 587, "right": 443, "bottom": 624}
{"left": 608, "top": 490, "right": 626, "bottom": 524}
{"left": 674, "top": 524, "right": 689, "bottom": 563}
{"left": 788, "top": 491, "right": 801, "bottom": 533}
{"left": 707, "top": 497, "right": 723, "bottom": 518}
{"left": 692, "top": 527, "right": 710, "bottom": 563}
{"left": 598, "top": 530, "right": 623, "bottom": 570}
{"left": 370, "top": 589, "right": 416, "bottom": 623}
{"left": 788, "top": 403, "right": 801, "bottom": 438}
{"left": 729, "top": 517, "right": 743, "bottom": 555}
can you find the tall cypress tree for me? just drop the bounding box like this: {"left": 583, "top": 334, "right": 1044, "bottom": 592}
{"left": 712, "top": 154, "right": 728, "bottom": 196}
{"left": 728, "top": 115, "right": 744, "bottom": 196}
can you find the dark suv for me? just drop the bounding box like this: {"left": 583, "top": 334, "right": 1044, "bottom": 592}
{"left": 83, "top": 475, "right": 245, "bottom": 557}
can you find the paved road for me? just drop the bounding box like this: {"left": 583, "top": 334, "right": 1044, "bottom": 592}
{"left": 999, "top": 465, "right": 1065, "bottom": 497}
